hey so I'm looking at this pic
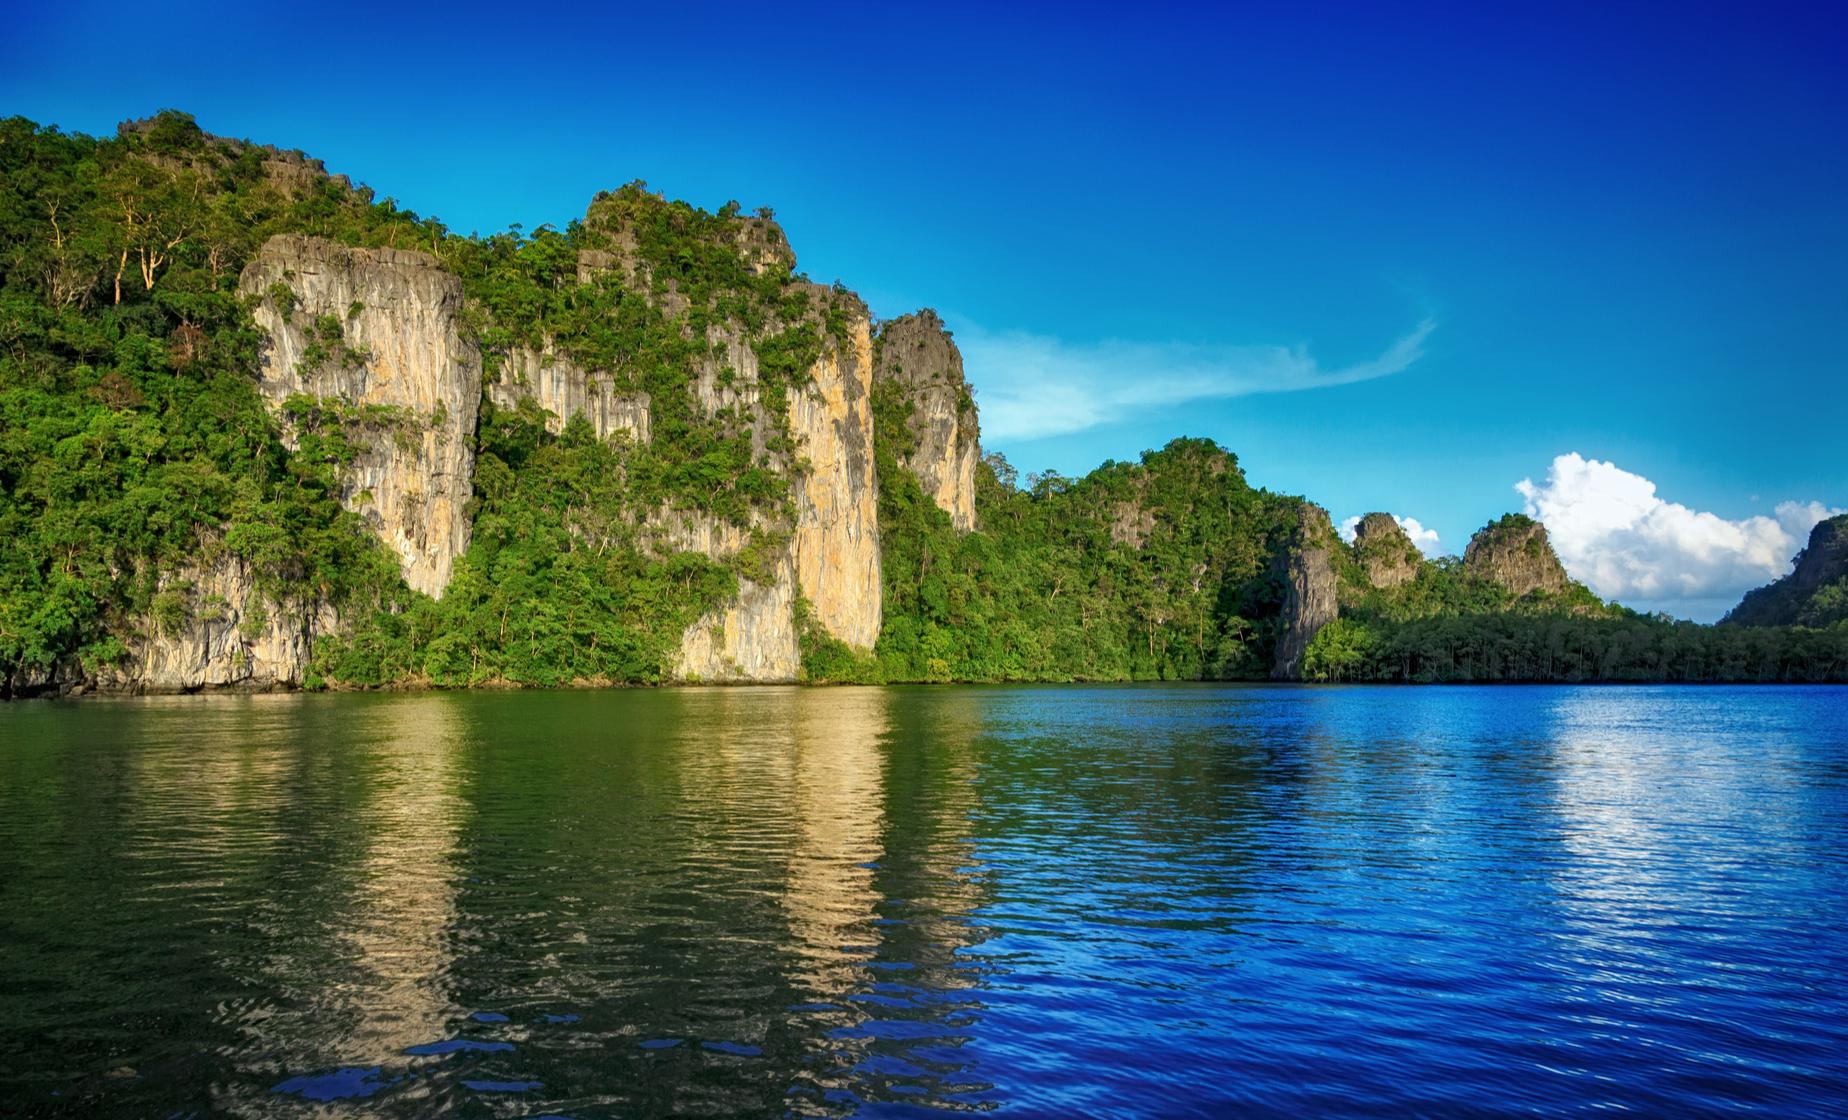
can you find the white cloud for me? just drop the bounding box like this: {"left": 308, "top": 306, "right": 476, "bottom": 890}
{"left": 956, "top": 319, "right": 1436, "bottom": 442}
{"left": 1515, "top": 453, "right": 1842, "bottom": 617}
{"left": 1339, "top": 514, "right": 1443, "bottom": 556}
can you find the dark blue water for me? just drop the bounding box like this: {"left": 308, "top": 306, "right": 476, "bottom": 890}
{"left": 2, "top": 684, "right": 1846, "bottom": 1116}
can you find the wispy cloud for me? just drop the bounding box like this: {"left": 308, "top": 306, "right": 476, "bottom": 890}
{"left": 954, "top": 319, "right": 1436, "bottom": 442}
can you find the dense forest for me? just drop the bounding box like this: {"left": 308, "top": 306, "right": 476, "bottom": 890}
{"left": 2, "top": 111, "right": 1843, "bottom": 694}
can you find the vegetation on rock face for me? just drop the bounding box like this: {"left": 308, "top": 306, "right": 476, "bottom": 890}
{"left": 844, "top": 434, "right": 1306, "bottom": 683}
{"left": 0, "top": 112, "right": 423, "bottom": 688}
{"left": 2, "top": 111, "right": 1844, "bottom": 693}
{"left": 1350, "top": 512, "right": 1419, "bottom": 589}
{"left": 311, "top": 403, "right": 738, "bottom": 687}
{"left": 0, "top": 113, "right": 847, "bottom": 690}
{"left": 1459, "top": 513, "right": 1570, "bottom": 597}
{"left": 1299, "top": 512, "right": 1848, "bottom": 682}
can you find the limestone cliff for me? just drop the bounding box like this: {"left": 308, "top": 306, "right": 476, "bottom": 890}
{"left": 1463, "top": 514, "right": 1569, "bottom": 597}
{"left": 487, "top": 347, "right": 650, "bottom": 443}
{"left": 792, "top": 316, "right": 883, "bottom": 649}
{"left": 1272, "top": 503, "right": 1339, "bottom": 680}
{"left": 623, "top": 298, "right": 880, "bottom": 678}
{"left": 875, "top": 311, "right": 980, "bottom": 531}
{"left": 691, "top": 322, "right": 773, "bottom": 458}
{"left": 1725, "top": 514, "right": 1848, "bottom": 627}
{"left": 666, "top": 316, "right": 882, "bottom": 679}
{"left": 675, "top": 557, "right": 801, "bottom": 682}
{"left": 103, "top": 549, "right": 337, "bottom": 693}
{"left": 645, "top": 506, "right": 801, "bottom": 682}
{"left": 1352, "top": 512, "right": 1421, "bottom": 589}
{"left": 3, "top": 544, "right": 337, "bottom": 697}
{"left": 240, "top": 235, "right": 480, "bottom": 598}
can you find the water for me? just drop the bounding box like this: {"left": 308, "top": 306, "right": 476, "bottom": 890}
{"left": 2, "top": 685, "right": 1846, "bottom": 1118}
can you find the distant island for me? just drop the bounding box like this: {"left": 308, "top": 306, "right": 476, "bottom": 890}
{"left": 2, "top": 111, "right": 1844, "bottom": 697}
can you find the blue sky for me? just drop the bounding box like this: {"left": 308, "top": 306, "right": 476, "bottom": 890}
{"left": 5, "top": 1, "right": 1845, "bottom": 618}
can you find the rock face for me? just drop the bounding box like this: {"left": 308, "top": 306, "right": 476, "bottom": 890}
{"left": 676, "top": 556, "right": 801, "bottom": 682}
{"left": 97, "top": 550, "right": 338, "bottom": 693}
{"left": 1110, "top": 500, "right": 1156, "bottom": 549}
{"left": 1272, "top": 504, "right": 1339, "bottom": 680}
{"left": 692, "top": 323, "right": 774, "bottom": 458}
{"left": 0, "top": 544, "right": 345, "bottom": 697}
{"left": 1352, "top": 512, "right": 1420, "bottom": 589}
{"left": 646, "top": 508, "right": 801, "bottom": 682}
{"left": 792, "top": 317, "right": 883, "bottom": 649}
{"left": 661, "top": 313, "right": 882, "bottom": 680}
{"left": 874, "top": 311, "right": 980, "bottom": 531}
{"left": 1463, "top": 514, "right": 1569, "bottom": 597}
{"left": 240, "top": 235, "right": 480, "bottom": 599}
{"left": 487, "top": 348, "right": 650, "bottom": 442}
{"left": 1726, "top": 514, "right": 1848, "bottom": 627}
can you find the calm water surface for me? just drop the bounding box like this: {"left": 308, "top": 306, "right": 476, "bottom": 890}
{"left": 2, "top": 684, "right": 1846, "bottom": 1117}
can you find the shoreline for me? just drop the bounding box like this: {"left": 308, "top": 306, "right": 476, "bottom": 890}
{"left": 9, "top": 675, "right": 1846, "bottom": 701}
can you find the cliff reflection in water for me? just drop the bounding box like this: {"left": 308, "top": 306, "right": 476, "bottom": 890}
{"left": 193, "top": 697, "right": 470, "bottom": 1115}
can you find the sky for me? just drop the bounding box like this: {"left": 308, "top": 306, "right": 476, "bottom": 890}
{"left": 5, "top": 0, "right": 1845, "bottom": 620}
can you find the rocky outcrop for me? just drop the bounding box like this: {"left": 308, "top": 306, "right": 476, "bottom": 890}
{"left": 571, "top": 187, "right": 881, "bottom": 676}
{"left": 1110, "top": 500, "right": 1156, "bottom": 549}
{"left": 645, "top": 507, "right": 803, "bottom": 682}
{"left": 1272, "top": 504, "right": 1339, "bottom": 680}
{"left": 734, "top": 215, "right": 795, "bottom": 278}
{"left": 650, "top": 311, "right": 881, "bottom": 679}
{"left": 1352, "top": 512, "right": 1420, "bottom": 589}
{"left": 792, "top": 317, "right": 883, "bottom": 649}
{"left": 676, "top": 557, "right": 801, "bottom": 682}
{"left": 1726, "top": 514, "right": 1848, "bottom": 627}
{"left": 0, "top": 546, "right": 341, "bottom": 697}
{"left": 875, "top": 311, "right": 980, "bottom": 531}
{"left": 100, "top": 551, "right": 337, "bottom": 693}
{"left": 241, "top": 235, "right": 480, "bottom": 599}
{"left": 487, "top": 347, "right": 650, "bottom": 443}
{"left": 1463, "top": 514, "right": 1569, "bottom": 597}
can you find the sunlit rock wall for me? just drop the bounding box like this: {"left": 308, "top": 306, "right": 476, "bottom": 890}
{"left": 241, "top": 235, "right": 480, "bottom": 598}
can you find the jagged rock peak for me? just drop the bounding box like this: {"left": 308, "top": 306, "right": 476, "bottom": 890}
{"left": 115, "top": 111, "right": 365, "bottom": 201}
{"left": 733, "top": 213, "right": 795, "bottom": 278}
{"left": 1352, "top": 512, "right": 1421, "bottom": 589}
{"left": 875, "top": 310, "right": 981, "bottom": 531}
{"left": 1463, "top": 514, "right": 1569, "bottom": 597}
{"left": 1272, "top": 502, "right": 1340, "bottom": 680}
{"left": 1725, "top": 514, "right": 1848, "bottom": 627}
{"left": 578, "top": 183, "right": 796, "bottom": 283}
{"left": 240, "top": 235, "right": 481, "bottom": 599}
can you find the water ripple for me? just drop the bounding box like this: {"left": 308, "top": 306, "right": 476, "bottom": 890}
{"left": 1, "top": 685, "right": 1846, "bottom": 1116}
